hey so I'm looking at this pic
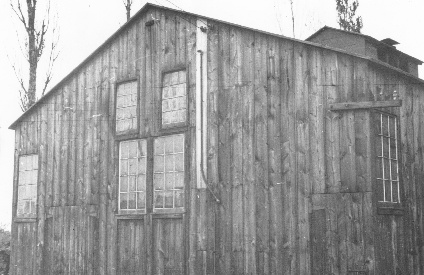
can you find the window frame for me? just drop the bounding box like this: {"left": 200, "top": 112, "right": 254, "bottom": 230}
{"left": 114, "top": 78, "right": 140, "bottom": 138}
{"left": 117, "top": 138, "right": 148, "bottom": 215}
{"left": 371, "top": 109, "right": 404, "bottom": 215}
{"left": 152, "top": 133, "right": 186, "bottom": 214}
{"left": 16, "top": 154, "right": 39, "bottom": 219}
{"left": 116, "top": 131, "right": 188, "bottom": 217}
{"left": 160, "top": 68, "right": 188, "bottom": 130}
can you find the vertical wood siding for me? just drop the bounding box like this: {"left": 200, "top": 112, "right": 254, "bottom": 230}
{"left": 10, "top": 6, "right": 424, "bottom": 275}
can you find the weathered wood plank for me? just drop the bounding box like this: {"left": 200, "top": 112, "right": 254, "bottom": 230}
{"left": 98, "top": 45, "right": 110, "bottom": 275}
{"left": 106, "top": 37, "right": 119, "bottom": 275}
{"left": 309, "top": 48, "right": 326, "bottom": 195}
{"left": 186, "top": 13, "right": 198, "bottom": 275}
{"left": 206, "top": 16, "right": 219, "bottom": 275}
{"left": 61, "top": 85, "right": 70, "bottom": 206}
{"left": 346, "top": 193, "right": 365, "bottom": 272}
{"left": 294, "top": 43, "right": 310, "bottom": 275}
{"left": 216, "top": 22, "right": 232, "bottom": 275}
{"left": 267, "top": 36, "right": 284, "bottom": 275}
{"left": 229, "top": 26, "right": 244, "bottom": 275}
{"left": 355, "top": 111, "right": 371, "bottom": 193}
{"left": 68, "top": 78, "right": 77, "bottom": 206}
{"left": 279, "top": 39, "right": 296, "bottom": 274}
{"left": 311, "top": 209, "right": 327, "bottom": 275}
{"left": 323, "top": 51, "right": 341, "bottom": 194}
{"left": 35, "top": 103, "right": 47, "bottom": 274}
{"left": 91, "top": 56, "right": 102, "bottom": 206}
{"left": 45, "top": 95, "right": 55, "bottom": 207}
{"left": 329, "top": 100, "right": 402, "bottom": 111}
{"left": 254, "top": 32, "right": 269, "bottom": 275}
{"left": 339, "top": 55, "right": 357, "bottom": 193}
{"left": 53, "top": 92, "right": 62, "bottom": 207}
{"left": 84, "top": 63, "right": 93, "bottom": 205}
{"left": 241, "top": 29, "right": 256, "bottom": 275}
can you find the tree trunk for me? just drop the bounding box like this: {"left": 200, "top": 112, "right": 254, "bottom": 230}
{"left": 27, "top": 1, "right": 38, "bottom": 109}
{"left": 126, "top": 1, "right": 131, "bottom": 21}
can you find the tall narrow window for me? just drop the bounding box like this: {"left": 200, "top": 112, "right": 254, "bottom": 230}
{"left": 153, "top": 134, "right": 185, "bottom": 211}
{"left": 119, "top": 139, "right": 147, "bottom": 213}
{"left": 116, "top": 80, "right": 138, "bottom": 134}
{"left": 375, "top": 112, "right": 400, "bottom": 203}
{"left": 162, "top": 71, "right": 187, "bottom": 128}
{"left": 17, "top": 154, "right": 38, "bottom": 217}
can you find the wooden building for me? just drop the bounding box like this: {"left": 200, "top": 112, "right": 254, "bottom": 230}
{"left": 8, "top": 3, "right": 424, "bottom": 274}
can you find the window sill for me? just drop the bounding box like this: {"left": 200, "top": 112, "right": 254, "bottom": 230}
{"left": 14, "top": 217, "right": 37, "bottom": 223}
{"left": 377, "top": 206, "right": 404, "bottom": 215}
{"left": 115, "top": 213, "right": 146, "bottom": 220}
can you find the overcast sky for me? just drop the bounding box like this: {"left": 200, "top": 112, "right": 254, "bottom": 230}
{"left": 0, "top": 0, "right": 423, "bottom": 229}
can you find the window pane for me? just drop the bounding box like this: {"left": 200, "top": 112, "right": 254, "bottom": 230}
{"left": 120, "top": 160, "right": 128, "bottom": 176}
{"left": 17, "top": 155, "right": 38, "bottom": 217}
{"left": 128, "top": 193, "right": 136, "bottom": 209}
{"left": 384, "top": 180, "right": 391, "bottom": 202}
{"left": 129, "top": 176, "right": 136, "bottom": 191}
{"left": 154, "top": 156, "right": 164, "bottom": 172}
{"left": 383, "top": 137, "right": 390, "bottom": 158}
{"left": 375, "top": 112, "right": 400, "bottom": 203}
{"left": 165, "top": 155, "right": 175, "bottom": 172}
{"left": 392, "top": 182, "right": 399, "bottom": 203}
{"left": 128, "top": 159, "right": 137, "bottom": 175}
{"left": 165, "top": 172, "right": 174, "bottom": 190}
{"left": 390, "top": 138, "right": 397, "bottom": 159}
{"left": 162, "top": 71, "right": 187, "bottom": 127}
{"left": 116, "top": 81, "right": 138, "bottom": 134}
{"left": 384, "top": 158, "right": 390, "bottom": 180}
{"left": 154, "top": 173, "right": 164, "bottom": 190}
{"left": 137, "top": 175, "right": 146, "bottom": 191}
{"left": 175, "top": 172, "right": 184, "bottom": 189}
{"left": 391, "top": 161, "right": 398, "bottom": 181}
{"left": 155, "top": 191, "right": 164, "bottom": 208}
{"left": 30, "top": 201, "right": 36, "bottom": 215}
{"left": 382, "top": 115, "right": 389, "bottom": 136}
{"left": 137, "top": 193, "right": 145, "bottom": 210}
{"left": 153, "top": 134, "right": 185, "bottom": 211}
{"left": 128, "top": 141, "right": 137, "bottom": 158}
{"left": 119, "top": 139, "right": 146, "bottom": 212}
{"left": 120, "top": 177, "right": 128, "bottom": 192}
{"left": 120, "top": 193, "right": 128, "bottom": 209}
{"left": 389, "top": 117, "right": 396, "bottom": 138}
{"left": 164, "top": 191, "right": 173, "bottom": 208}
{"left": 175, "top": 190, "right": 184, "bottom": 208}
{"left": 175, "top": 154, "right": 184, "bottom": 171}
{"left": 138, "top": 158, "right": 146, "bottom": 174}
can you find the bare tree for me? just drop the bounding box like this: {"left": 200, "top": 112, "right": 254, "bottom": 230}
{"left": 123, "top": 0, "right": 133, "bottom": 22}
{"left": 10, "top": 0, "right": 59, "bottom": 111}
{"left": 336, "top": 0, "right": 363, "bottom": 33}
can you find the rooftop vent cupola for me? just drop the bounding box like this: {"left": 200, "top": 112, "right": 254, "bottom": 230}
{"left": 381, "top": 38, "right": 399, "bottom": 48}
{"left": 306, "top": 26, "right": 422, "bottom": 77}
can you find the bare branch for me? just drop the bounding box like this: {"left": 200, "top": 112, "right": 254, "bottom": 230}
{"left": 10, "top": 0, "right": 28, "bottom": 30}
{"left": 9, "top": 0, "right": 60, "bottom": 110}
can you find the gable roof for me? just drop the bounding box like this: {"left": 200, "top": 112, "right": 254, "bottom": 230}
{"left": 306, "top": 25, "right": 423, "bottom": 64}
{"left": 9, "top": 3, "right": 424, "bottom": 129}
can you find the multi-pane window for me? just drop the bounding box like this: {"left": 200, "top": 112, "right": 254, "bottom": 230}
{"left": 162, "top": 71, "right": 187, "bottom": 127}
{"left": 119, "top": 139, "right": 147, "bottom": 213}
{"left": 17, "top": 154, "right": 38, "bottom": 217}
{"left": 376, "top": 112, "right": 400, "bottom": 203}
{"left": 153, "top": 134, "right": 185, "bottom": 211}
{"left": 116, "top": 81, "right": 138, "bottom": 134}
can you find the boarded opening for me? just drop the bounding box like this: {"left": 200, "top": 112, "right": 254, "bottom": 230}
{"left": 43, "top": 206, "right": 98, "bottom": 274}
{"left": 152, "top": 218, "right": 184, "bottom": 275}
{"left": 117, "top": 219, "right": 146, "bottom": 275}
